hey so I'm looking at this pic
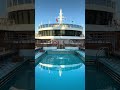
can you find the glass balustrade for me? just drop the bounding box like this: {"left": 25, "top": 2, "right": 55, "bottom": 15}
{"left": 39, "top": 24, "right": 82, "bottom": 29}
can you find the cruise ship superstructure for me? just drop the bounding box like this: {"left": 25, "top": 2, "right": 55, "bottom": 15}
{"left": 35, "top": 9, "right": 85, "bottom": 49}
{"left": 0, "top": 0, "right": 34, "bottom": 59}
{"left": 86, "top": 0, "right": 120, "bottom": 56}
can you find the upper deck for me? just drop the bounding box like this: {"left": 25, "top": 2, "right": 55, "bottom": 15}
{"left": 38, "top": 24, "right": 83, "bottom": 31}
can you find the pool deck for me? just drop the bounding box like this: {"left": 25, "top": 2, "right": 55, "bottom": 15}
{"left": 76, "top": 51, "right": 85, "bottom": 63}
{"left": 98, "top": 56, "right": 120, "bottom": 84}
{"left": 0, "top": 61, "right": 19, "bottom": 79}
{"left": 0, "top": 59, "right": 28, "bottom": 88}
{"left": 35, "top": 51, "right": 46, "bottom": 66}
{"left": 98, "top": 57, "right": 120, "bottom": 75}
{"left": 35, "top": 52, "right": 44, "bottom": 60}
{"left": 76, "top": 51, "right": 85, "bottom": 57}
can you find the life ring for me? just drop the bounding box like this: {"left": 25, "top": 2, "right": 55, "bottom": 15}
{"left": 52, "top": 40, "right": 58, "bottom": 45}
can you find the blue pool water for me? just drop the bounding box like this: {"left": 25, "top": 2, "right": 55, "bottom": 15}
{"left": 35, "top": 51, "right": 85, "bottom": 90}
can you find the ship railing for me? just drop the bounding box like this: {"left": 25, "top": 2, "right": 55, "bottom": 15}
{"left": 38, "top": 24, "right": 82, "bottom": 29}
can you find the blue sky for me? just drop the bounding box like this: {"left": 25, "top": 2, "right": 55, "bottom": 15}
{"left": 35, "top": 0, "right": 85, "bottom": 34}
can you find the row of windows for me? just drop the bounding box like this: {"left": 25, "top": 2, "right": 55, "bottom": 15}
{"left": 39, "top": 30, "right": 82, "bottom": 36}
{"left": 86, "top": 0, "right": 115, "bottom": 8}
{"left": 7, "top": 0, "right": 34, "bottom": 7}
{"left": 39, "top": 24, "right": 82, "bottom": 29}
{"left": 8, "top": 10, "right": 35, "bottom": 24}
{"left": 85, "top": 10, "right": 113, "bottom": 25}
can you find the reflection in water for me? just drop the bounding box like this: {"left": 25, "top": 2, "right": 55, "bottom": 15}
{"left": 38, "top": 52, "right": 84, "bottom": 77}
{"left": 35, "top": 52, "right": 85, "bottom": 90}
{"left": 48, "top": 68, "right": 50, "bottom": 74}
{"left": 59, "top": 69, "right": 62, "bottom": 77}
{"left": 39, "top": 62, "right": 83, "bottom": 77}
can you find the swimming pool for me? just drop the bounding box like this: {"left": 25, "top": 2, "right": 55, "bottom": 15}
{"left": 35, "top": 50, "right": 85, "bottom": 90}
